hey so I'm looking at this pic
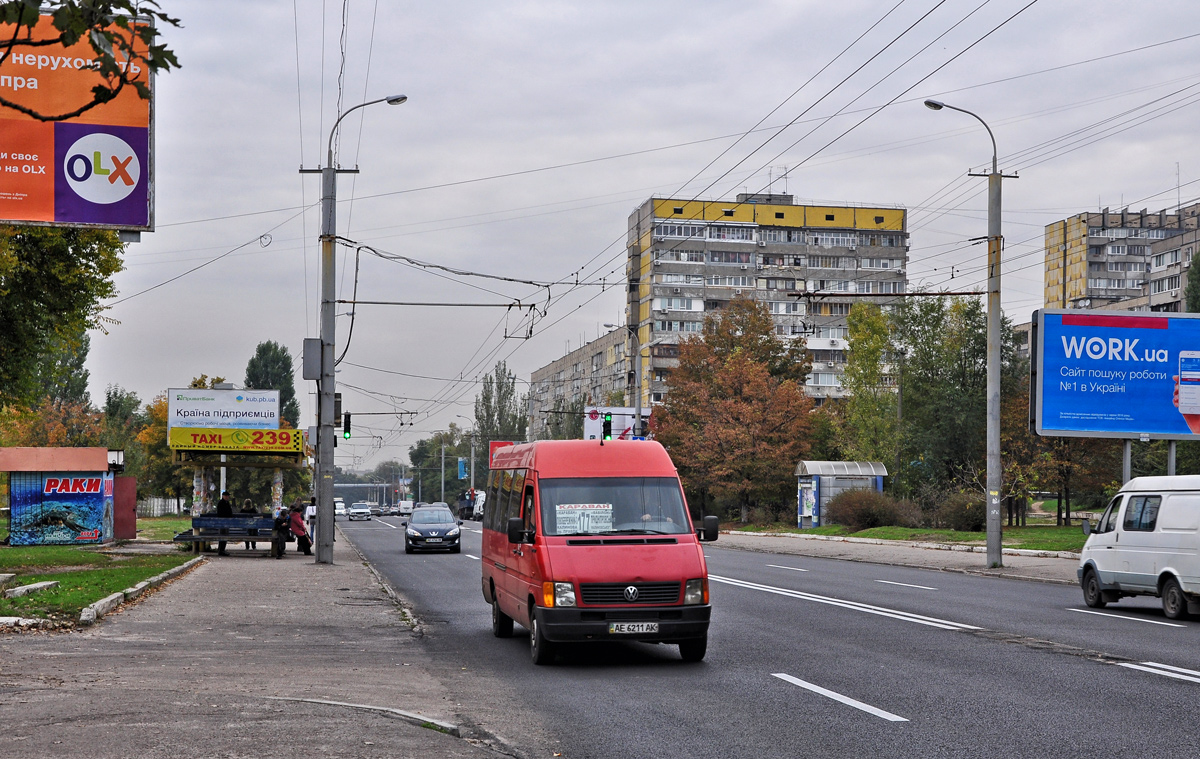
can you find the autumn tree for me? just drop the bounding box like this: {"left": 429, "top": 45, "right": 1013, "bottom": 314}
{"left": 0, "top": 396, "right": 102, "bottom": 446}
{"left": 653, "top": 298, "right": 812, "bottom": 523}
{"left": 0, "top": 1, "right": 180, "bottom": 121}
{"left": 0, "top": 225, "right": 122, "bottom": 406}
{"left": 135, "top": 393, "right": 188, "bottom": 499}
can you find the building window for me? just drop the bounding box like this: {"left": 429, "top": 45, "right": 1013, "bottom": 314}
{"left": 723, "top": 209, "right": 734, "bottom": 217}
{"left": 768, "top": 300, "right": 803, "bottom": 314}
{"left": 655, "top": 320, "right": 703, "bottom": 333}
{"left": 879, "top": 281, "right": 905, "bottom": 294}
{"left": 709, "top": 225, "right": 754, "bottom": 241}
{"left": 815, "top": 279, "right": 849, "bottom": 292}
{"left": 811, "top": 232, "right": 858, "bottom": 248}
{"left": 816, "top": 303, "right": 851, "bottom": 316}
{"left": 806, "top": 372, "right": 842, "bottom": 387}
{"left": 673, "top": 206, "right": 684, "bottom": 214}
{"left": 810, "top": 255, "right": 851, "bottom": 269}
{"left": 825, "top": 214, "right": 835, "bottom": 221}
{"left": 860, "top": 257, "right": 901, "bottom": 269}
{"left": 709, "top": 250, "right": 755, "bottom": 264}
{"left": 706, "top": 275, "right": 754, "bottom": 287}
{"left": 857, "top": 281, "right": 874, "bottom": 294}
{"left": 775, "top": 212, "right": 785, "bottom": 219}
{"left": 660, "top": 273, "right": 705, "bottom": 285}
{"left": 874, "top": 215, "right": 884, "bottom": 223}
{"left": 814, "top": 326, "right": 849, "bottom": 339}
{"left": 760, "top": 228, "right": 786, "bottom": 243}
{"left": 763, "top": 278, "right": 798, "bottom": 291}
{"left": 655, "top": 248, "right": 705, "bottom": 263}
{"left": 655, "top": 223, "right": 706, "bottom": 239}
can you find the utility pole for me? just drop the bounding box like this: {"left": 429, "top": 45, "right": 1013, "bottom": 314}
{"left": 305, "top": 94, "right": 406, "bottom": 564}
{"left": 925, "top": 99, "right": 1015, "bottom": 569}
{"left": 440, "top": 444, "right": 445, "bottom": 503}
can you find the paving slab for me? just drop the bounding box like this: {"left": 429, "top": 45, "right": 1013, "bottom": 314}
{"left": 0, "top": 526, "right": 508, "bottom": 759}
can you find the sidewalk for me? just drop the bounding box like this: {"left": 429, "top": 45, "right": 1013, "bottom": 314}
{"left": 0, "top": 526, "right": 507, "bottom": 759}
{"left": 716, "top": 530, "right": 1081, "bottom": 585}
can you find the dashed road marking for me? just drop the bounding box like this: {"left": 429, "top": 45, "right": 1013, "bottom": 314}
{"left": 1068, "top": 608, "right": 1185, "bottom": 627}
{"left": 876, "top": 580, "right": 937, "bottom": 591}
{"left": 1118, "top": 661, "right": 1200, "bottom": 684}
{"left": 772, "top": 673, "right": 908, "bottom": 722}
{"left": 465, "top": 554, "right": 481, "bottom": 561}
{"left": 767, "top": 564, "right": 809, "bottom": 572}
{"left": 710, "top": 575, "right": 979, "bottom": 631}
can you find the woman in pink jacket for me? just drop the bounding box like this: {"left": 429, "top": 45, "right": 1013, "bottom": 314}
{"left": 289, "top": 504, "right": 312, "bottom": 555}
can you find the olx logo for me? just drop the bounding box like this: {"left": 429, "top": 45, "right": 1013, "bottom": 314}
{"left": 62, "top": 133, "right": 140, "bottom": 204}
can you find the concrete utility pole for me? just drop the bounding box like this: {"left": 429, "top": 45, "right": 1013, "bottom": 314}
{"left": 605, "top": 323, "right": 643, "bottom": 436}
{"left": 925, "top": 99, "right": 1014, "bottom": 569}
{"left": 440, "top": 443, "right": 445, "bottom": 503}
{"left": 306, "top": 94, "right": 406, "bottom": 564}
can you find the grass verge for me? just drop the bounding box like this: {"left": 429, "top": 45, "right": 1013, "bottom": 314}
{"left": 726, "top": 522, "right": 1087, "bottom": 553}
{"left": 136, "top": 515, "right": 193, "bottom": 541}
{"left": 0, "top": 547, "right": 190, "bottom": 623}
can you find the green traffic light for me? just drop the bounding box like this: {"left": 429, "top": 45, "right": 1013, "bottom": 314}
{"left": 343, "top": 429, "right": 351, "bottom": 439}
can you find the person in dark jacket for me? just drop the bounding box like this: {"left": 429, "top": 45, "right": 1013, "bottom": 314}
{"left": 272, "top": 504, "right": 289, "bottom": 559}
{"left": 215, "top": 491, "right": 233, "bottom": 555}
{"left": 240, "top": 498, "right": 259, "bottom": 550}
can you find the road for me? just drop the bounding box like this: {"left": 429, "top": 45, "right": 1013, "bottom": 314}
{"left": 340, "top": 516, "right": 1200, "bottom": 759}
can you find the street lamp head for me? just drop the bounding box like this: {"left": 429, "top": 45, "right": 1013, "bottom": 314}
{"left": 385, "top": 94, "right": 408, "bottom": 106}
{"left": 923, "top": 99, "right": 944, "bottom": 111}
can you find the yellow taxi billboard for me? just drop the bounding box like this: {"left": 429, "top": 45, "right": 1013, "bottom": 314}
{"left": 168, "top": 427, "right": 304, "bottom": 453}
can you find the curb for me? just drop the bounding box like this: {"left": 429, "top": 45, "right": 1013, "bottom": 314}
{"left": 724, "top": 530, "right": 1081, "bottom": 560}
{"left": 265, "top": 696, "right": 460, "bottom": 737}
{"left": 77, "top": 556, "right": 205, "bottom": 627}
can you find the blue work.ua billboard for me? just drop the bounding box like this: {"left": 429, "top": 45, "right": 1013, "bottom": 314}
{"left": 1034, "top": 309, "right": 1200, "bottom": 439}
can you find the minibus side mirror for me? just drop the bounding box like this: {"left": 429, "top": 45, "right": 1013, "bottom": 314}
{"left": 698, "top": 515, "right": 719, "bottom": 542}
{"left": 507, "top": 516, "right": 528, "bottom": 544}
{"left": 1082, "top": 519, "right": 1092, "bottom": 536}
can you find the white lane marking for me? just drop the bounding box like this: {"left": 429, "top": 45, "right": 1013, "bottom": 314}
{"left": 465, "top": 554, "right": 481, "bottom": 561}
{"left": 876, "top": 580, "right": 937, "bottom": 591}
{"left": 467, "top": 529, "right": 483, "bottom": 534}
{"left": 1067, "top": 608, "right": 1185, "bottom": 628}
{"left": 709, "top": 575, "right": 979, "bottom": 631}
{"left": 767, "top": 564, "right": 809, "bottom": 572}
{"left": 772, "top": 673, "right": 908, "bottom": 722}
{"left": 375, "top": 519, "right": 398, "bottom": 530}
{"left": 1118, "top": 662, "right": 1200, "bottom": 685}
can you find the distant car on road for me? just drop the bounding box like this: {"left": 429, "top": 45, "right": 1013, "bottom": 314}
{"left": 384, "top": 504, "right": 400, "bottom": 516}
{"left": 348, "top": 502, "right": 372, "bottom": 521}
{"left": 397, "top": 500, "right": 415, "bottom": 517}
{"left": 368, "top": 502, "right": 383, "bottom": 516}
{"left": 403, "top": 505, "right": 462, "bottom": 554}
{"left": 334, "top": 502, "right": 347, "bottom": 517}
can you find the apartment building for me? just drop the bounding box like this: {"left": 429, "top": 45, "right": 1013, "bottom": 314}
{"left": 527, "top": 328, "right": 627, "bottom": 440}
{"left": 624, "top": 193, "right": 909, "bottom": 407}
{"left": 1043, "top": 205, "right": 1200, "bottom": 310}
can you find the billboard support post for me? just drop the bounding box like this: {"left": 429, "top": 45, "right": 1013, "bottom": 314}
{"left": 1169, "top": 440, "right": 1177, "bottom": 476}
{"left": 1123, "top": 441, "right": 1132, "bottom": 483}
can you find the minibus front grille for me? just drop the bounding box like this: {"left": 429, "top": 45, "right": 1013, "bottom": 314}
{"left": 566, "top": 538, "right": 679, "bottom": 546}
{"left": 580, "top": 582, "right": 681, "bottom": 605}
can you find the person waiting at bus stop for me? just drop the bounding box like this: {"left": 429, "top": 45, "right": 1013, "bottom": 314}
{"left": 240, "top": 498, "right": 259, "bottom": 550}
{"left": 215, "top": 490, "right": 233, "bottom": 556}
{"left": 289, "top": 503, "right": 312, "bottom": 555}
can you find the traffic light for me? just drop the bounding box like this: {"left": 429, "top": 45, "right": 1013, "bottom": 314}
{"left": 343, "top": 413, "right": 352, "bottom": 439}
{"left": 602, "top": 412, "right": 613, "bottom": 440}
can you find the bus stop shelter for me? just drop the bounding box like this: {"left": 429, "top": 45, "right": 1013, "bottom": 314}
{"left": 795, "top": 460, "right": 888, "bottom": 528}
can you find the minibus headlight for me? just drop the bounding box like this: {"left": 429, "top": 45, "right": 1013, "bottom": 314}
{"left": 684, "top": 578, "right": 708, "bottom": 605}
{"left": 543, "top": 581, "right": 576, "bottom": 607}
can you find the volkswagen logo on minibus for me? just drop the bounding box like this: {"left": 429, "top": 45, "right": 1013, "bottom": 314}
{"left": 623, "top": 586, "right": 639, "bottom": 602}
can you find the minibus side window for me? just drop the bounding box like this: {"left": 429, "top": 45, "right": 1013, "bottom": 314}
{"left": 1123, "top": 495, "right": 1162, "bottom": 532}
{"left": 485, "top": 470, "right": 503, "bottom": 532}
{"left": 1098, "top": 497, "right": 1122, "bottom": 533}
{"left": 505, "top": 470, "right": 525, "bottom": 525}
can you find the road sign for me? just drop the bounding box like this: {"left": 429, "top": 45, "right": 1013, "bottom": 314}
{"left": 168, "top": 427, "right": 304, "bottom": 453}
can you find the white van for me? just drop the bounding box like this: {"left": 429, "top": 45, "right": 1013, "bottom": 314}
{"left": 1080, "top": 475, "right": 1200, "bottom": 619}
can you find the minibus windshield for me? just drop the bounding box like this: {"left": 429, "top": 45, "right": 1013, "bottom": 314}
{"left": 538, "top": 477, "right": 690, "bottom": 536}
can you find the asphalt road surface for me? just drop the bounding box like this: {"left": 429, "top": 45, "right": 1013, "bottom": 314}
{"left": 340, "top": 516, "right": 1200, "bottom": 759}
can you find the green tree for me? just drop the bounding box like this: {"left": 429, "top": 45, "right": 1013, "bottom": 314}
{"left": 29, "top": 324, "right": 92, "bottom": 406}
{"left": 543, "top": 396, "right": 585, "bottom": 440}
{"left": 841, "top": 302, "right": 897, "bottom": 462}
{"left": 0, "top": 1, "right": 180, "bottom": 121}
{"left": 473, "top": 361, "right": 528, "bottom": 475}
{"left": 0, "top": 225, "right": 122, "bottom": 406}
{"left": 244, "top": 340, "right": 301, "bottom": 428}
{"left": 408, "top": 426, "right": 471, "bottom": 504}
{"left": 1187, "top": 266, "right": 1200, "bottom": 313}
{"left": 100, "top": 383, "right": 146, "bottom": 480}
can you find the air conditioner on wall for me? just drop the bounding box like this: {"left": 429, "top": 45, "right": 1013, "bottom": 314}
{"left": 758, "top": 240, "right": 766, "bottom": 247}
{"left": 653, "top": 260, "right": 661, "bottom": 266}
{"left": 672, "top": 287, "right": 681, "bottom": 294}
{"left": 741, "top": 265, "right": 749, "bottom": 270}
{"left": 735, "top": 289, "right": 744, "bottom": 295}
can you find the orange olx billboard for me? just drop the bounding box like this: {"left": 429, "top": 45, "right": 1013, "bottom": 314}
{"left": 0, "top": 14, "right": 152, "bottom": 230}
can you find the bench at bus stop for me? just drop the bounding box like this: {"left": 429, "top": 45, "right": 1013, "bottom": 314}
{"left": 174, "top": 516, "right": 276, "bottom": 555}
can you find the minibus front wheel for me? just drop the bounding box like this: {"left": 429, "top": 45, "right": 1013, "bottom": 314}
{"left": 530, "top": 612, "right": 556, "bottom": 665}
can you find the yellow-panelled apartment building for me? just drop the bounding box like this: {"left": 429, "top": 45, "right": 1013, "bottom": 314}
{"left": 527, "top": 192, "right": 909, "bottom": 435}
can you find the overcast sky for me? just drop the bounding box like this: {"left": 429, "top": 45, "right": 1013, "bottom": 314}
{"left": 85, "top": 0, "right": 1200, "bottom": 470}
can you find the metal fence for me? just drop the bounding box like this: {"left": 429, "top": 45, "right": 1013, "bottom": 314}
{"left": 137, "top": 496, "right": 187, "bottom": 517}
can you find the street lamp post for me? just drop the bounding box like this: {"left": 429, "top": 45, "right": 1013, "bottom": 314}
{"left": 456, "top": 415, "right": 476, "bottom": 495}
{"left": 307, "top": 94, "right": 407, "bottom": 564}
{"left": 925, "top": 98, "right": 1008, "bottom": 569}
{"left": 605, "top": 322, "right": 644, "bottom": 437}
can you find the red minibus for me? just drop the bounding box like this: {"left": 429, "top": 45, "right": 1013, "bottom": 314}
{"left": 481, "top": 439, "right": 719, "bottom": 664}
